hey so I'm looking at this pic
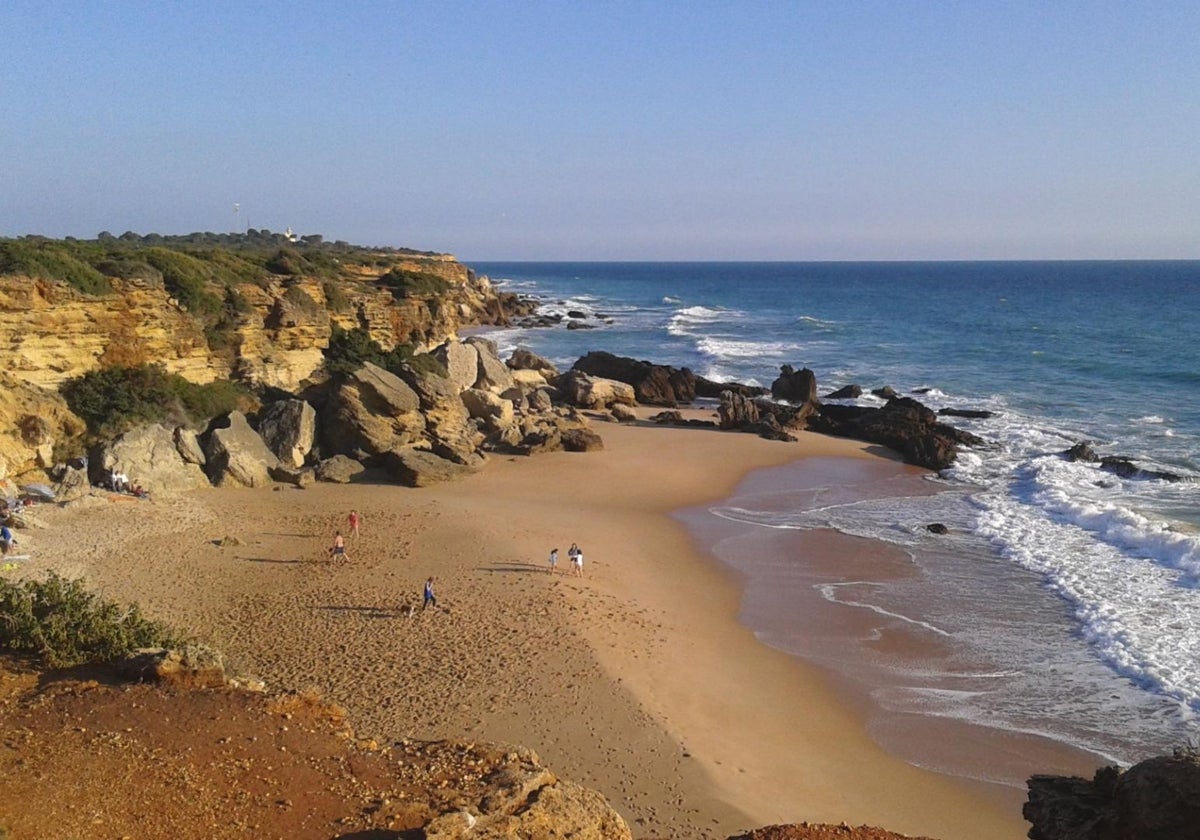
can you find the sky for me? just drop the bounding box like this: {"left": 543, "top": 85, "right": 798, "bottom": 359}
{"left": 2, "top": 1, "right": 1198, "bottom": 260}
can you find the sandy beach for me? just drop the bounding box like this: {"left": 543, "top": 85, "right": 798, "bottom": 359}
{"left": 14, "top": 413, "right": 1029, "bottom": 839}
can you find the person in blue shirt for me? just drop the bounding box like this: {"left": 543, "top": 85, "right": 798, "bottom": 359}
{"left": 423, "top": 577, "right": 437, "bottom": 610}
{"left": 0, "top": 525, "right": 15, "bottom": 555}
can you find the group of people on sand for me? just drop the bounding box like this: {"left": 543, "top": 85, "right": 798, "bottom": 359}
{"left": 325, "top": 510, "right": 438, "bottom": 614}
{"left": 548, "top": 542, "right": 585, "bottom": 577}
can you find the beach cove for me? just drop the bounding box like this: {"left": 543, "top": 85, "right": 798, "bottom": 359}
{"left": 21, "top": 413, "right": 1040, "bottom": 839}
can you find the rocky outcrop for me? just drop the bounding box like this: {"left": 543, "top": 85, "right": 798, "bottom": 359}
{"left": 1025, "top": 748, "right": 1200, "bottom": 840}
{"left": 424, "top": 748, "right": 631, "bottom": 839}
{"left": 771, "top": 365, "right": 818, "bottom": 404}
{"left": 810, "top": 397, "right": 982, "bottom": 470}
{"left": 556, "top": 370, "right": 636, "bottom": 410}
{"left": 432, "top": 339, "right": 480, "bottom": 393}
{"left": 385, "top": 448, "right": 478, "bottom": 487}
{"left": 94, "top": 424, "right": 211, "bottom": 495}
{"left": 506, "top": 348, "right": 559, "bottom": 381}
{"left": 1061, "top": 442, "right": 1184, "bottom": 482}
{"left": 320, "top": 362, "right": 424, "bottom": 460}
{"left": 562, "top": 428, "right": 604, "bottom": 452}
{"left": 824, "top": 384, "right": 863, "bottom": 400}
{"left": 573, "top": 351, "right": 696, "bottom": 406}
{"left": 314, "top": 454, "right": 365, "bottom": 484}
{"left": 203, "top": 411, "right": 280, "bottom": 488}
{"left": 0, "top": 251, "right": 513, "bottom": 394}
{"left": 0, "top": 373, "right": 86, "bottom": 481}
{"left": 256, "top": 398, "right": 316, "bottom": 468}
{"left": 116, "top": 645, "right": 241, "bottom": 690}
{"left": 465, "top": 337, "right": 516, "bottom": 393}
{"left": 718, "top": 391, "right": 760, "bottom": 430}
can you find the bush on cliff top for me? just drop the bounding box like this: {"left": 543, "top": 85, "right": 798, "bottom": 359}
{"left": 0, "top": 239, "right": 113, "bottom": 295}
{"left": 378, "top": 267, "right": 452, "bottom": 299}
{"left": 0, "top": 574, "right": 181, "bottom": 668}
{"left": 61, "top": 363, "right": 252, "bottom": 439}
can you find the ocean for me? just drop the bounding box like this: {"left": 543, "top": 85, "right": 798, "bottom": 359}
{"left": 471, "top": 261, "right": 1200, "bottom": 788}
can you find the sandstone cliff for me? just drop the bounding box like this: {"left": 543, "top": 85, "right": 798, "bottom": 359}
{"left": 0, "top": 252, "right": 503, "bottom": 392}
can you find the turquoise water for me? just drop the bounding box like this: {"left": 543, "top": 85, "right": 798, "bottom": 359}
{"left": 474, "top": 260, "right": 1200, "bottom": 781}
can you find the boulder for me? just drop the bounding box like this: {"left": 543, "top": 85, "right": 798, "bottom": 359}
{"left": 926, "top": 523, "right": 949, "bottom": 535}
{"left": 314, "top": 454, "right": 365, "bottom": 484}
{"left": 385, "top": 448, "right": 476, "bottom": 487}
{"left": 203, "top": 411, "right": 280, "bottom": 488}
{"left": 95, "top": 424, "right": 211, "bottom": 495}
{"left": 694, "top": 375, "right": 767, "bottom": 400}
{"left": 556, "top": 370, "right": 636, "bottom": 410}
{"left": 825, "top": 384, "right": 863, "bottom": 400}
{"left": 173, "top": 427, "right": 206, "bottom": 466}
{"left": 257, "top": 398, "right": 316, "bottom": 468}
{"left": 573, "top": 351, "right": 696, "bottom": 407}
{"left": 610, "top": 404, "right": 637, "bottom": 423}
{"left": 562, "top": 428, "right": 604, "bottom": 452}
{"left": 1025, "top": 749, "right": 1200, "bottom": 840}
{"left": 718, "top": 391, "right": 760, "bottom": 430}
{"left": 432, "top": 340, "right": 481, "bottom": 393}
{"left": 461, "top": 389, "right": 515, "bottom": 433}
{"left": 873, "top": 385, "right": 901, "bottom": 400}
{"left": 526, "top": 388, "right": 554, "bottom": 413}
{"left": 465, "top": 336, "right": 516, "bottom": 393}
{"left": 771, "top": 365, "right": 818, "bottom": 404}
{"left": 116, "top": 644, "right": 231, "bottom": 689}
{"left": 52, "top": 465, "right": 91, "bottom": 503}
{"left": 268, "top": 465, "right": 314, "bottom": 488}
{"left": 938, "top": 407, "right": 995, "bottom": 419}
{"left": 508, "top": 369, "right": 549, "bottom": 394}
{"left": 320, "top": 365, "right": 425, "bottom": 460}
{"left": 424, "top": 747, "right": 632, "bottom": 840}
{"left": 752, "top": 413, "right": 796, "bottom": 442}
{"left": 1063, "top": 442, "right": 1099, "bottom": 462}
{"left": 507, "top": 348, "right": 559, "bottom": 380}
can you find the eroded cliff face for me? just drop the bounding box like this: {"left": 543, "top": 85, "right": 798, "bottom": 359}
{"left": 0, "top": 252, "right": 516, "bottom": 481}
{"left": 0, "top": 253, "right": 499, "bottom": 393}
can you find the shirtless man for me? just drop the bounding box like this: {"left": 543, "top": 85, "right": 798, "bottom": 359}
{"left": 330, "top": 531, "right": 349, "bottom": 561}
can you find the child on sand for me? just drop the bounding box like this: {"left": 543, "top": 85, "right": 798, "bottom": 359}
{"left": 348, "top": 510, "right": 361, "bottom": 538}
{"left": 330, "top": 531, "right": 348, "bottom": 561}
{"left": 423, "top": 576, "right": 437, "bottom": 610}
{"left": 572, "top": 547, "right": 584, "bottom": 577}
{"left": 548, "top": 547, "right": 559, "bottom": 574}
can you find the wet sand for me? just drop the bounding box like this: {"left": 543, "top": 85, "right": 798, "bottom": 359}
{"left": 14, "top": 414, "right": 1030, "bottom": 839}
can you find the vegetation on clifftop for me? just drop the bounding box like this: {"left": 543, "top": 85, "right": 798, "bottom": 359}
{"left": 0, "top": 574, "right": 181, "bottom": 668}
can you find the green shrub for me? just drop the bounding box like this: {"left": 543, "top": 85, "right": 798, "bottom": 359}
{"left": 282, "top": 284, "right": 320, "bottom": 316}
{"left": 265, "top": 247, "right": 303, "bottom": 276}
{"left": 322, "top": 280, "right": 350, "bottom": 312}
{"left": 60, "top": 363, "right": 251, "bottom": 438}
{"left": 0, "top": 239, "right": 113, "bottom": 295}
{"left": 378, "top": 267, "right": 451, "bottom": 299}
{"left": 0, "top": 574, "right": 181, "bottom": 668}
{"left": 141, "top": 248, "right": 223, "bottom": 318}
{"left": 323, "top": 325, "right": 446, "bottom": 378}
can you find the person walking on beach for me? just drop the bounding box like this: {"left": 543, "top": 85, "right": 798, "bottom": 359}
{"left": 572, "top": 546, "right": 584, "bottom": 578}
{"left": 348, "top": 509, "right": 361, "bottom": 538}
{"left": 330, "top": 531, "right": 348, "bottom": 561}
{"left": 423, "top": 576, "right": 437, "bottom": 610}
{"left": 548, "top": 547, "right": 559, "bottom": 574}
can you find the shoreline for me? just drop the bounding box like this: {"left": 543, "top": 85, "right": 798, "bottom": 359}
{"left": 14, "top": 415, "right": 1030, "bottom": 838}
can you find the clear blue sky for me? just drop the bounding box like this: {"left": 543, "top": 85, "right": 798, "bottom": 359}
{"left": 2, "top": 1, "right": 1197, "bottom": 260}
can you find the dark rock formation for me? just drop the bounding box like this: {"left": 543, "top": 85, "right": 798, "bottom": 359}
{"left": 718, "top": 391, "right": 760, "bottom": 430}
{"left": 1062, "top": 443, "right": 1183, "bottom": 482}
{"left": 810, "top": 397, "right": 978, "bottom": 470}
{"left": 771, "top": 365, "right": 818, "bottom": 404}
{"left": 648, "top": 410, "right": 718, "bottom": 428}
{"left": 562, "top": 428, "right": 604, "bottom": 452}
{"left": 926, "top": 523, "right": 948, "bottom": 534}
{"left": 694, "top": 376, "right": 767, "bottom": 400}
{"left": 938, "top": 407, "right": 995, "bottom": 419}
{"left": 872, "top": 386, "right": 900, "bottom": 400}
{"left": 573, "top": 351, "right": 697, "bottom": 407}
{"left": 1025, "top": 748, "right": 1200, "bottom": 840}
{"left": 257, "top": 398, "right": 316, "bottom": 468}
{"left": 825, "top": 384, "right": 863, "bottom": 400}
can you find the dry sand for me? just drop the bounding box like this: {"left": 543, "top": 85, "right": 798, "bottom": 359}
{"left": 13, "top": 412, "right": 1028, "bottom": 839}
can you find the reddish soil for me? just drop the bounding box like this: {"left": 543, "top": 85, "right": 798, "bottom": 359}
{"left": 0, "top": 657, "right": 937, "bottom": 840}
